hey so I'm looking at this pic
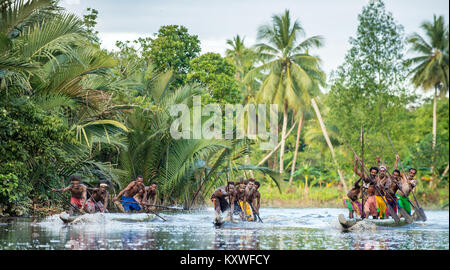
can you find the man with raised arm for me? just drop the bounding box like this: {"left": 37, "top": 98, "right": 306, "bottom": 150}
{"left": 353, "top": 155, "right": 380, "bottom": 219}
{"left": 113, "top": 175, "right": 147, "bottom": 212}
{"left": 397, "top": 167, "right": 418, "bottom": 217}
{"left": 51, "top": 175, "right": 87, "bottom": 215}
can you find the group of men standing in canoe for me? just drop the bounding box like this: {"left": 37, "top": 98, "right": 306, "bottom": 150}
{"left": 210, "top": 178, "right": 261, "bottom": 223}
{"left": 51, "top": 175, "right": 158, "bottom": 215}
{"left": 51, "top": 173, "right": 261, "bottom": 221}
{"left": 50, "top": 152, "right": 418, "bottom": 222}
{"left": 344, "top": 154, "right": 418, "bottom": 220}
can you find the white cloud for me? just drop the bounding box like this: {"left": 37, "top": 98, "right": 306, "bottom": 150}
{"left": 62, "top": 0, "right": 81, "bottom": 5}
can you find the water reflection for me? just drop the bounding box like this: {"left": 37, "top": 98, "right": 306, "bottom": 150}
{"left": 213, "top": 229, "right": 260, "bottom": 250}
{"left": 0, "top": 209, "right": 448, "bottom": 250}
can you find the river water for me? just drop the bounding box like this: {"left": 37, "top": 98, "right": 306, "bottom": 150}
{"left": 0, "top": 208, "right": 448, "bottom": 250}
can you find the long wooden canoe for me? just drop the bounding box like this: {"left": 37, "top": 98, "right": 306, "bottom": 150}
{"left": 338, "top": 214, "right": 413, "bottom": 231}
{"left": 59, "top": 212, "right": 156, "bottom": 224}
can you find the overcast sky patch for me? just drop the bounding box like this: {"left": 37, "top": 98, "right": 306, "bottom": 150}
{"left": 60, "top": 0, "right": 449, "bottom": 80}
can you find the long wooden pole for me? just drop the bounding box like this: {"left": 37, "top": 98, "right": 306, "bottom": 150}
{"left": 360, "top": 126, "right": 366, "bottom": 219}
{"left": 119, "top": 200, "right": 167, "bottom": 221}
{"left": 38, "top": 178, "right": 81, "bottom": 214}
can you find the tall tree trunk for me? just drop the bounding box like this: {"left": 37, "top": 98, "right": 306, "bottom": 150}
{"left": 432, "top": 85, "right": 437, "bottom": 151}
{"left": 429, "top": 85, "right": 439, "bottom": 187}
{"left": 289, "top": 111, "right": 305, "bottom": 185}
{"left": 439, "top": 163, "right": 449, "bottom": 184}
{"left": 431, "top": 85, "right": 437, "bottom": 181}
{"left": 279, "top": 102, "right": 288, "bottom": 174}
{"left": 311, "top": 98, "right": 348, "bottom": 191}
{"left": 256, "top": 118, "right": 298, "bottom": 167}
{"left": 245, "top": 154, "right": 255, "bottom": 179}
{"left": 272, "top": 150, "right": 278, "bottom": 170}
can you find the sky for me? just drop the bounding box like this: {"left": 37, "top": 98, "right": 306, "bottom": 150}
{"left": 60, "top": 0, "right": 449, "bottom": 82}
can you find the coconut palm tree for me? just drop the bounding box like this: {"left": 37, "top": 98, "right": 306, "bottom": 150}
{"left": 225, "top": 35, "right": 257, "bottom": 79}
{"left": 245, "top": 9, "right": 326, "bottom": 175}
{"left": 226, "top": 35, "right": 246, "bottom": 77}
{"left": 406, "top": 15, "right": 449, "bottom": 152}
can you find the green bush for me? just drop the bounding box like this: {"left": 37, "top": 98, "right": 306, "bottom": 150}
{"left": 0, "top": 97, "right": 72, "bottom": 213}
{"left": 0, "top": 173, "right": 19, "bottom": 203}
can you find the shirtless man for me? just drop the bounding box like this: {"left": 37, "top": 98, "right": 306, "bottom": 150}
{"left": 133, "top": 187, "right": 145, "bottom": 205}
{"left": 245, "top": 179, "right": 256, "bottom": 202}
{"left": 250, "top": 181, "right": 261, "bottom": 216}
{"left": 85, "top": 182, "right": 109, "bottom": 213}
{"left": 375, "top": 165, "right": 391, "bottom": 219}
{"left": 52, "top": 175, "right": 87, "bottom": 215}
{"left": 210, "top": 182, "right": 235, "bottom": 221}
{"left": 344, "top": 178, "right": 362, "bottom": 219}
{"left": 354, "top": 155, "right": 379, "bottom": 219}
{"left": 233, "top": 180, "right": 249, "bottom": 220}
{"left": 244, "top": 178, "right": 257, "bottom": 221}
{"left": 113, "top": 175, "right": 147, "bottom": 212}
{"left": 144, "top": 182, "right": 158, "bottom": 211}
{"left": 384, "top": 169, "right": 401, "bottom": 219}
{"left": 397, "top": 168, "right": 418, "bottom": 217}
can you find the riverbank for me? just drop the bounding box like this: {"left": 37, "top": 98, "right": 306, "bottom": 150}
{"left": 259, "top": 182, "right": 450, "bottom": 210}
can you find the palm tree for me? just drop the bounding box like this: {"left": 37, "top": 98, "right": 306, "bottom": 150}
{"left": 1, "top": 0, "right": 132, "bottom": 190}
{"left": 119, "top": 79, "right": 281, "bottom": 206}
{"left": 0, "top": 0, "right": 75, "bottom": 95}
{"left": 245, "top": 9, "right": 325, "bottom": 175}
{"left": 226, "top": 35, "right": 247, "bottom": 78}
{"left": 292, "top": 163, "right": 320, "bottom": 195}
{"left": 406, "top": 15, "right": 449, "bottom": 153}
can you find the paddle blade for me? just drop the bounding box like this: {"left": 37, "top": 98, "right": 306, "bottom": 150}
{"left": 418, "top": 208, "right": 427, "bottom": 221}
{"left": 387, "top": 205, "right": 400, "bottom": 223}
{"left": 398, "top": 208, "right": 413, "bottom": 224}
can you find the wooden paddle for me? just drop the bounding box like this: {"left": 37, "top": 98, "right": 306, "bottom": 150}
{"left": 386, "top": 132, "right": 427, "bottom": 221}
{"left": 360, "top": 126, "right": 367, "bottom": 219}
{"left": 38, "top": 178, "right": 82, "bottom": 215}
{"left": 118, "top": 200, "right": 167, "bottom": 221}
{"left": 248, "top": 202, "right": 263, "bottom": 223}
{"left": 411, "top": 190, "right": 427, "bottom": 221}
{"left": 145, "top": 204, "right": 185, "bottom": 211}
{"left": 343, "top": 141, "right": 400, "bottom": 223}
